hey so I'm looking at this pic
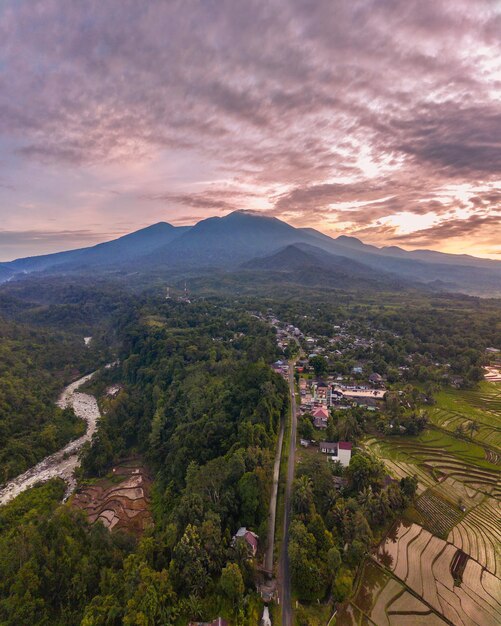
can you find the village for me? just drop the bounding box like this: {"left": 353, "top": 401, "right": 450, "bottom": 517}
{"left": 268, "top": 312, "right": 389, "bottom": 468}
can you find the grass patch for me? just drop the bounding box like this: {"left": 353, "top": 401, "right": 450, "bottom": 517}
{"left": 294, "top": 601, "right": 333, "bottom": 626}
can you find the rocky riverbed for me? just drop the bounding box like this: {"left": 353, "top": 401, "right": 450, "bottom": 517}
{"left": 0, "top": 372, "right": 101, "bottom": 506}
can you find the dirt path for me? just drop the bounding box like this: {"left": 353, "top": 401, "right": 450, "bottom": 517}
{"left": 264, "top": 400, "right": 286, "bottom": 574}
{"left": 0, "top": 372, "right": 100, "bottom": 506}
{"left": 280, "top": 360, "right": 298, "bottom": 626}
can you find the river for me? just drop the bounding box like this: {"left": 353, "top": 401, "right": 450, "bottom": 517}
{"left": 0, "top": 372, "right": 101, "bottom": 506}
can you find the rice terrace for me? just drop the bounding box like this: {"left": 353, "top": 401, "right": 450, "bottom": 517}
{"left": 339, "top": 379, "right": 501, "bottom": 625}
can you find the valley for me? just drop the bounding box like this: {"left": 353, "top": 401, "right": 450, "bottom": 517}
{"left": 0, "top": 271, "right": 500, "bottom": 625}
{"left": 2, "top": 4, "right": 500, "bottom": 624}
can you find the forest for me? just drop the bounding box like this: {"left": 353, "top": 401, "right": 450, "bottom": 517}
{"left": 0, "top": 317, "right": 100, "bottom": 481}
{"left": 0, "top": 297, "right": 289, "bottom": 625}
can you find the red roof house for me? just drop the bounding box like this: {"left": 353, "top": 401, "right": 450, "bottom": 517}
{"left": 233, "top": 527, "right": 259, "bottom": 556}
{"left": 312, "top": 407, "right": 329, "bottom": 420}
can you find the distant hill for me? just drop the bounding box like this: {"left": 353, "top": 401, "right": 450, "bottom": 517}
{"left": 241, "top": 243, "right": 409, "bottom": 291}
{"left": 2, "top": 210, "right": 501, "bottom": 297}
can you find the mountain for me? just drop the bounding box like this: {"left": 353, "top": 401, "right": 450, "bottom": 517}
{"left": 293, "top": 228, "right": 501, "bottom": 296}
{"left": 241, "top": 243, "right": 409, "bottom": 291}
{"left": 143, "top": 211, "right": 320, "bottom": 268}
{"left": 0, "top": 266, "right": 14, "bottom": 283}
{"left": 1, "top": 210, "right": 501, "bottom": 297}
{"left": 1, "top": 222, "right": 189, "bottom": 276}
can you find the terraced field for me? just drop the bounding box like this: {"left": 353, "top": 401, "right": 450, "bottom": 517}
{"left": 364, "top": 437, "right": 435, "bottom": 494}
{"left": 415, "top": 491, "right": 463, "bottom": 538}
{"left": 364, "top": 431, "right": 500, "bottom": 498}
{"left": 337, "top": 559, "right": 449, "bottom": 626}
{"left": 429, "top": 382, "right": 501, "bottom": 450}
{"left": 72, "top": 461, "right": 152, "bottom": 535}
{"left": 356, "top": 383, "right": 501, "bottom": 626}
{"left": 432, "top": 477, "right": 485, "bottom": 511}
{"left": 448, "top": 497, "right": 501, "bottom": 576}
{"left": 377, "top": 521, "right": 501, "bottom": 626}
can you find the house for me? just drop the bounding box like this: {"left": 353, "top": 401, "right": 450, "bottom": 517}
{"left": 314, "top": 416, "right": 328, "bottom": 429}
{"left": 332, "top": 476, "right": 348, "bottom": 489}
{"left": 356, "top": 397, "right": 379, "bottom": 410}
{"left": 320, "top": 441, "right": 338, "bottom": 454}
{"left": 312, "top": 406, "right": 329, "bottom": 429}
{"left": 313, "top": 406, "right": 329, "bottom": 420}
{"left": 338, "top": 388, "right": 386, "bottom": 401}
{"left": 450, "top": 376, "right": 464, "bottom": 388}
{"left": 338, "top": 442, "right": 353, "bottom": 466}
{"left": 369, "top": 372, "right": 383, "bottom": 385}
{"left": 300, "top": 438, "right": 310, "bottom": 447}
{"left": 352, "top": 366, "right": 363, "bottom": 375}
{"left": 105, "top": 384, "right": 122, "bottom": 398}
{"left": 314, "top": 381, "right": 331, "bottom": 404}
{"left": 233, "top": 527, "right": 259, "bottom": 556}
{"left": 319, "top": 441, "right": 352, "bottom": 467}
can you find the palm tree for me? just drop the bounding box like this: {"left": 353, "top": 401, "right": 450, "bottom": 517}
{"left": 357, "top": 486, "right": 374, "bottom": 510}
{"left": 467, "top": 420, "right": 479, "bottom": 439}
{"left": 292, "top": 475, "right": 314, "bottom": 517}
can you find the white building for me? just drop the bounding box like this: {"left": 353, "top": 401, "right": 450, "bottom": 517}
{"left": 319, "top": 441, "right": 352, "bottom": 467}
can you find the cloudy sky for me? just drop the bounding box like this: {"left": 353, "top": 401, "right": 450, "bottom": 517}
{"left": 0, "top": 0, "right": 500, "bottom": 261}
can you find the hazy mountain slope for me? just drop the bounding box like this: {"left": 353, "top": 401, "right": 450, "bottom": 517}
{"left": 2, "top": 223, "right": 189, "bottom": 278}
{"left": 0, "top": 266, "right": 14, "bottom": 283}
{"left": 298, "top": 226, "right": 501, "bottom": 295}
{"left": 2, "top": 211, "right": 501, "bottom": 296}
{"left": 330, "top": 233, "right": 500, "bottom": 270}
{"left": 241, "top": 243, "right": 410, "bottom": 291}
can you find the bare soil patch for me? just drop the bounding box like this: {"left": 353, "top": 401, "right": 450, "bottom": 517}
{"left": 72, "top": 460, "right": 152, "bottom": 535}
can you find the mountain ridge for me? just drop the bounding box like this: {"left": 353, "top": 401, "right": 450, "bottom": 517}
{"left": 1, "top": 211, "right": 500, "bottom": 296}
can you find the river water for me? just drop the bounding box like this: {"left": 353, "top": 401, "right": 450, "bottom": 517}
{"left": 0, "top": 372, "right": 101, "bottom": 506}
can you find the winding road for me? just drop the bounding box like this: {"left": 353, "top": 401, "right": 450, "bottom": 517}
{"left": 0, "top": 372, "right": 100, "bottom": 506}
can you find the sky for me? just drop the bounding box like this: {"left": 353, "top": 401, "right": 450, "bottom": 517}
{"left": 0, "top": 0, "right": 500, "bottom": 261}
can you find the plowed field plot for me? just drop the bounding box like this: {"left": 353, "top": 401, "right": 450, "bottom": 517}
{"left": 429, "top": 382, "right": 501, "bottom": 449}
{"left": 432, "top": 477, "right": 484, "bottom": 511}
{"left": 415, "top": 491, "right": 463, "bottom": 538}
{"left": 337, "top": 559, "right": 449, "bottom": 626}
{"left": 377, "top": 521, "right": 501, "bottom": 626}
{"left": 72, "top": 460, "right": 152, "bottom": 535}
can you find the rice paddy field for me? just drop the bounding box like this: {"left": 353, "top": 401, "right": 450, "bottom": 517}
{"left": 429, "top": 382, "right": 501, "bottom": 451}
{"left": 448, "top": 497, "right": 501, "bottom": 576}
{"left": 336, "top": 559, "right": 449, "bottom": 626}
{"left": 375, "top": 521, "right": 501, "bottom": 626}
{"left": 364, "top": 430, "right": 500, "bottom": 498}
{"left": 347, "top": 383, "right": 501, "bottom": 626}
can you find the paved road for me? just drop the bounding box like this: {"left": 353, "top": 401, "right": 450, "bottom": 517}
{"left": 0, "top": 372, "right": 100, "bottom": 506}
{"left": 281, "top": 360, "right": 298, "bottom": 626}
